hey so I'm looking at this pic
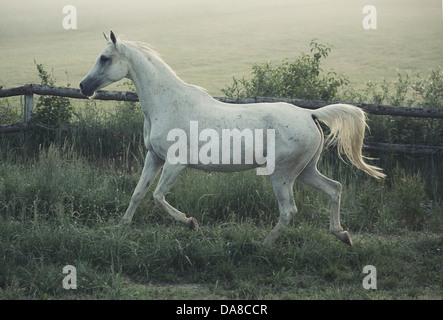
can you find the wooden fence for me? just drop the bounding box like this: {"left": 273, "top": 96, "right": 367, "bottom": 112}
{"left": 1, "top": 84, "right": 443, "bottom": 155}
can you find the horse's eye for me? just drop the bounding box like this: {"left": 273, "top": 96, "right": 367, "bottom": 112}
{"left": 100, "top": 55, "right": 111, "bottom": 63}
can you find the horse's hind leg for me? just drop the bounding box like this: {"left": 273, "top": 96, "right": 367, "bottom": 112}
{"left": 264, "top": 174, "right": 297, "bottom": 246}
{"left": 122, "top": 152, "right": 164, "bottom": 224}
{"left": 152, "top": 163, "right": 198, "bottom": 230}
{"left": 298, "top": 164, "right": 352, "bottom": 246}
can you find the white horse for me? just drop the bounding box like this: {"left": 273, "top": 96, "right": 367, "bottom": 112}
{"left": 80, "top": 31, "right": 385, "bottom": 246}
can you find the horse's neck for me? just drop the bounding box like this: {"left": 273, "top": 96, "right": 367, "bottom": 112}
{"left": 126, "top": 46, "right": 213, "bottom": 120}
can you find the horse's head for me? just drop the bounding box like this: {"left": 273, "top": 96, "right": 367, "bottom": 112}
{"left": 79, "top": 31, "right": 129, "bottom": 98}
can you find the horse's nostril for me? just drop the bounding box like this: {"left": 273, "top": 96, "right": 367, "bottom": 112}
{"left": 79, "top": 82, "right": 84, "bottom": 90}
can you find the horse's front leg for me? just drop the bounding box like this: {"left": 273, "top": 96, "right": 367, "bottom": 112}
{"left": 153, "top": 163, "right": 198, "bottom": 230}
{"left": 121, "top": 151, "right": 164, "bottom": 224}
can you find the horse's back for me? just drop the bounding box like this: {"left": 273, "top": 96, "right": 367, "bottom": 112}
{"left": 211, "top": 100, "right": 315, "bottom": 131}
{"left": 213, "top": 100, "right": 323, "bottom": 161}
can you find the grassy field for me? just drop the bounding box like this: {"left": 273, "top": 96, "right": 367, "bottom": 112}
{"left": 1, "top": 0, "right": 442, "bottom": 95}
{"left": 0, "top": 140, "right": 441, "bottom": 300}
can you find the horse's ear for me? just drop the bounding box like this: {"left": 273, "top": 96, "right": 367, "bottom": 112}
{"left": 103, "top": 32, "right": 110, "bottom": 43}
{"left": 110, "top": 30, "right": 117, "bottom": 45}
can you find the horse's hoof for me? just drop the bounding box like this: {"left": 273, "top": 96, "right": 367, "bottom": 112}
{"left": 331, "top": 230, "right": 353, "bottom": 246}
{"left": 187, "top": 217, "right": 199, "bottom": 231}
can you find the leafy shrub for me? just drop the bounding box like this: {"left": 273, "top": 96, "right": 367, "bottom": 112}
{"left": 222, "top": 39, "right": 349, "bottom": 100}
{"left": 340, "top": 68, "right": 443, "bottom": 146}
{"left": 32, "top": 61, "right": 73, "bottom": 126}
{"left": 0, "top": 98, "right": 21, "bottom": 125}
{"left": 413, "top": 68, "right": 443, "bottom": 109}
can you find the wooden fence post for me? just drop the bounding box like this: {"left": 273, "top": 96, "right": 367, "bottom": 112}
{"left": 24, "top": 93, "right": 34, "bottom": 122}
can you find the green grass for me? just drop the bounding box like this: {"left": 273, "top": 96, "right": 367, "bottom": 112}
{"left": 0, "top": 144, "right": 441, "bottom": 299}
{"left": 1, "top": 212, "right": 441, "bottom": 299}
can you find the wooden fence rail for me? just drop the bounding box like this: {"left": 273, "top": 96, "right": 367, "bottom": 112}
{"left": 1, "top": 84, "right": 443, "bottom": 120}
{"left": 217, "top": 97, "right": 443, "bottom": 119}
{"left": 1, "top": 84, "right": 442, "bottom": 155}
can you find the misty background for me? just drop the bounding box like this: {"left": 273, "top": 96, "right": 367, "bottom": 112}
{"left": 1, "top": 0, "right": 442, "bottom": 95}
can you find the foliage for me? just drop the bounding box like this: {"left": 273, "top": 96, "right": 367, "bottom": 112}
{"left": 222, "top": 39, "right": 349, "bottom": 100}
{"left": 388, "top": 166, "right": 431, "bottom": 231}
{"left": 32, "top": 61, "right": 73, "bottom": 126}
{"left": 0, "top": 98, "right": 21, "bottom": 125}
{"left": 340, "top": 68, "right": 443, "bottom": 147}
{"left": 340, "top": 67, "right": 443, "bottom": 109}
{"left": 0, "top": 145, "right": 441, "bottom": 299}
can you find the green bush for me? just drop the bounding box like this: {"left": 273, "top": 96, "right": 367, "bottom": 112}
{"left": 340, "top": 68, "right": 443, "bottom": 147}
{"left": 32, "top": 61, "right": 73, "bottom": 126}
{"left": 222, "top": 39, "right": 349, "bottom": 100}
{"left": 0, "top": 98, "right": 21, "bottom": 125}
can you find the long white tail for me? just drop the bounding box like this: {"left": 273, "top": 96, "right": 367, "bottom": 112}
{"left": 312, "top": 104, "right": 386, "bottom": 179}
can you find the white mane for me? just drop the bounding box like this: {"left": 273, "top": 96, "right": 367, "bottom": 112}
{"left": 120, "top": 40, "right": 208, "bottom": 93}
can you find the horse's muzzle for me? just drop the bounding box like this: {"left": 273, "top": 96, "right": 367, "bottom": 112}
{"left": 79, "top": 81, "right": 95, "bottom": 98}
{"left": 79, "top": 75, "right": 102, "bottom": 98}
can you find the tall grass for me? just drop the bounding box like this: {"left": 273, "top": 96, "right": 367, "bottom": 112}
{"left": 0, "top": 142, "right": 441, "bottom": 299}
